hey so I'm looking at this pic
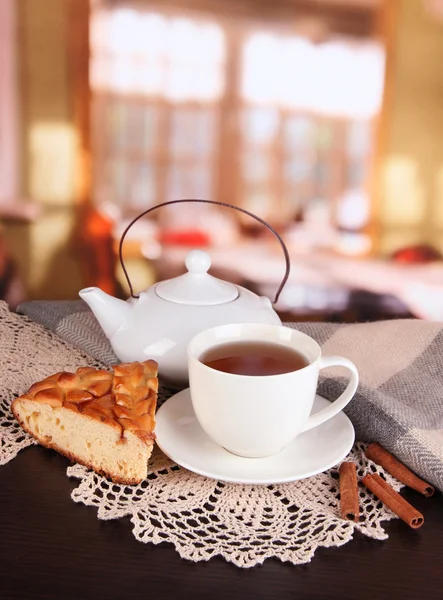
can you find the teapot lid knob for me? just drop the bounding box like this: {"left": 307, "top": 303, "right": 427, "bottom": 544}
{"left": 185, "top": 250, "right": 211, "bottom": 274}
{"left": 155, "top": 249, "right": 238, "bottom": 306}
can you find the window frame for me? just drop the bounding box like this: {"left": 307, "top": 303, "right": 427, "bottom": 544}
{"left": 89, "top": 3, "right": 381, "bottom": 234}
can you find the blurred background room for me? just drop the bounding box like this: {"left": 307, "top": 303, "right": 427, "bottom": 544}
{"left": 1, "top": 0, "right": 443, "bottom": 321}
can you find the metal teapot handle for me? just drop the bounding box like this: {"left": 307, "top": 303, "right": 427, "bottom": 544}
{"left": 118, "top": 199, "right": 291, "bottom": 304}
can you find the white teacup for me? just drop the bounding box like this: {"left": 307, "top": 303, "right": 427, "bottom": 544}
{"left": 188, "top": 323, "right": 359, "bottom": 458}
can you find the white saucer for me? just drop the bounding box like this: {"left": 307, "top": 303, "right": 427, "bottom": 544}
{"left": 155, "top": 389, "right": 355, "bottom": 485}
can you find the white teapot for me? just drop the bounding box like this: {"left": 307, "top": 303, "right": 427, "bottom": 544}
{"left": 79, "top": 200, "right": 290, "bottom": 385}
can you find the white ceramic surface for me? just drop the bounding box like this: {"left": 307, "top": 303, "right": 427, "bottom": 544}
{"left": 156, "top": 250, "right": 238, "bottom": 305}
{"left": 155, "top": 389, "right": 355, "bottom": 484}
{"left": 188, "top": 323, "right": 359, "bottom": 458}
{"left": 79, "top": 250, "right": 281, "bottom": 384}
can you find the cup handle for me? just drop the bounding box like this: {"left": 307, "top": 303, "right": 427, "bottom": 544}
{"left": 300, "top": 356, "right": 359, "bottom": 433}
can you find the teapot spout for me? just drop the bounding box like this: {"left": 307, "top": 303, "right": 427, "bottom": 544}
{"left": 79, "top": 287, "right": 130, "bottom": 339}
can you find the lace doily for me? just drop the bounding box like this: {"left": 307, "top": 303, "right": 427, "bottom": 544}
{"left": 66, "top": 442, "right": 401, "bottom": 567}
{"left": 0, "top": 303, "right": 103, "bottom": 465}
{"left": 0, "top": 302, "right": 402, "bottom": 567}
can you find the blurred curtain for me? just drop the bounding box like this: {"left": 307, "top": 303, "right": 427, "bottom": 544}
{"left": 0, "top": 0, "right": 19, "bottom": 202}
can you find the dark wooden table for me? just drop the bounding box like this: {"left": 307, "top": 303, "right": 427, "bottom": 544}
{"left": 1, "top": 445, "right": 443, "bottom": 600}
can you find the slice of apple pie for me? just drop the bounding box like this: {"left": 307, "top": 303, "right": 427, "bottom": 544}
{"left": 11, "top": 360, "right": 158, "bottom": 484}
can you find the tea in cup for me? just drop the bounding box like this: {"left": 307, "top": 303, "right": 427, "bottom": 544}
{"left": 188, "top": 323, "right": 359, "bottom": 458}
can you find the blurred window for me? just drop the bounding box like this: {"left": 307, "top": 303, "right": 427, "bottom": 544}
{"left": 90, "top": 3, "right": 384, "bottom": 233}
{"left": 91, "top": 8, "right": 224, "bottom": 212}
{"left": 239, "top": 33, "right": 383, "bottom": 225}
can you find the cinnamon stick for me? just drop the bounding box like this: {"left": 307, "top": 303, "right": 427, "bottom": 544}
{"left": 362, "top": 473, "right": 424, "bottom": 529}
{"left": 339, "top": 462, "right": 359, "bottom": 522}
{"left": 366, "top": 443, "right": 434, "bottom": 497}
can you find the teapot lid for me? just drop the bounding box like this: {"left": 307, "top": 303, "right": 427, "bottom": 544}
{"left": 155, "top": 250, "right": 238, "bottom": 306}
